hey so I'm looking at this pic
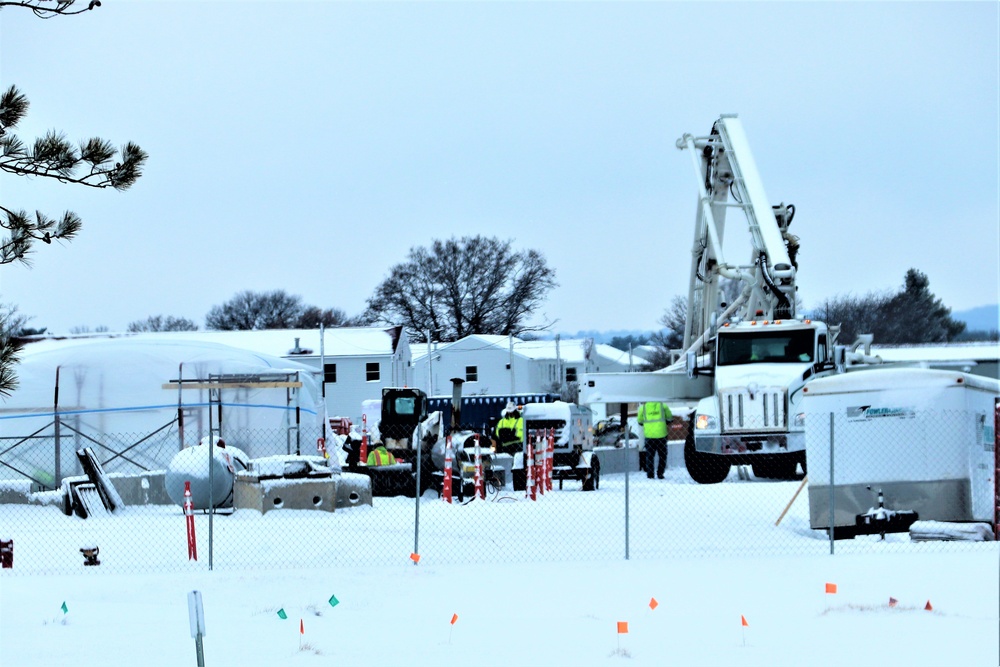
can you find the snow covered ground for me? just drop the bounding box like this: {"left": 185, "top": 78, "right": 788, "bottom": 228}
{"left": 1, "top": 470, "right": 997, "bottom": 666}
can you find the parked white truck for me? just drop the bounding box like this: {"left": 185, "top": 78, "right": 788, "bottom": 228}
{"left": 583, "top": 114, "right": 877, "bottom": 483}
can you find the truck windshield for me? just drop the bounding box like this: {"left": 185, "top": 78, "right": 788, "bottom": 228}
{"left": 717, "top": 329, "right": 814, "bottom": 366}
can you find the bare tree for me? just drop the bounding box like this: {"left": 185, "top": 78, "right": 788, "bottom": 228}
{"left": 206, "top": 290, "right": 305, "bottom": 330}
{"left": 813, "top": 290, "right": 893, "bottom": 345}
{"left": 296, "top": 306, "right": 358, "bottom": 329}
{"left": 656, "top": 295, "right": 687, "bottom": 350}
{"left": 365, "top": 236, "right": 557, "bottom": 341}
{"left": 128, "top": 315, "right": 199, "bottom": 332}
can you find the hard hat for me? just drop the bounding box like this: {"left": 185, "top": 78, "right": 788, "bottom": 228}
{"left": 504, "top": 401, "right": 516, "bottom": 414}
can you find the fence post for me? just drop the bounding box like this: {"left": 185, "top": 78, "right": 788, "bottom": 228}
{"left": 207, "top": 392, "right": 215, "bottom": 571}
{"left": 994, "top": 398, "right": 999, "bottom": 541}
{"left": 53, "top": 366, "right": 61, "bottom": 487}
{"left": 622, "top": 404, "right": 629, "bottom": 561}
{"left": 828, "top": 411, "right": 835, "bottom": 556}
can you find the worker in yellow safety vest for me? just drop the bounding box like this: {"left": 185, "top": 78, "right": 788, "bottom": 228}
{"left": 494, "top": 402, "right": 524, "bottom": 455}
{"left": 366, "top": 444, "right": 397, "bottom": 466}
{"left": 637, "top": 401, "right": 672, "bottom": 479}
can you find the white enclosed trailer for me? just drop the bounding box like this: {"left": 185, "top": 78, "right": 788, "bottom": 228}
{"left": 803, "top": 368, "right": 998, "bottom": 537}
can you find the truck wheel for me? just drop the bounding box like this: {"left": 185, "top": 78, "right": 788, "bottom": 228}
{"left": 751, "top": 461, "right": 774, "bottom": 479}
{"left": 684, "top": 423, "right": 730, "bottom": 484}
{"left": 773, "top": 460, "right": 798, "bottom": 480}
{"left": 582, "top": 456, "right": 600, "bottom": 491}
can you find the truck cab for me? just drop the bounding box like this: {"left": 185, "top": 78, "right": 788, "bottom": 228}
{"left": 687, "top": 318, "right": 833, "bottom": 483}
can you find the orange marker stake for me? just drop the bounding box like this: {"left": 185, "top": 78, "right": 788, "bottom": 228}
{"left": 740, "top": 615, "right": 749, "bottom": 647}
{"left": 616, "top": 621, "right": 628, "bottom": 652}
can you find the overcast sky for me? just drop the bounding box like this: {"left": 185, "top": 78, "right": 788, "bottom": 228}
{"left": 2, "top": 1, "right": 997, "bottom": 335}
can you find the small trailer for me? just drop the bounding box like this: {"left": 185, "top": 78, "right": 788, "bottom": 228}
{"left": 802, "top": 368, "right": 998, "bottom": 538}
{"left": 512, "top": 401, "right": 599, "bottom": 492}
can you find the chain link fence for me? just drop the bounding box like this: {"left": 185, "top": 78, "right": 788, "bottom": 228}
{"left": 1, "top": 406, "right": 996, "bottom": 575}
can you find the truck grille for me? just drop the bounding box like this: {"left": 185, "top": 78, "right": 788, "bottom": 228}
{"left": 719, "top": 387, "right": 786, "bottom": 433}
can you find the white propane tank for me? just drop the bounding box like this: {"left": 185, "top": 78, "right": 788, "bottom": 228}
{"left": 165, "top": 438, "right": 248, "bottom": 510}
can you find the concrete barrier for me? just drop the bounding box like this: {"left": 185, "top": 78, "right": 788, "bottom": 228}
{"left": 336, "top": 472, "right": 373, "bottom": 509}
{"left": 592, "top": 445, "right": 641, "bottom": 474}
{"left": 234, "top": 473, "right": 338, "bottom": 515}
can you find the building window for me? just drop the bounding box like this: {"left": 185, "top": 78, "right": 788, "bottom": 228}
{"left": 324, "top": 363, "right": 337, "bottom": 384}
{"left": 565, "top": 367, "right": 577, "bottom": 383}
{"left": 466, "top": 365, "right": 478, "bottom": 382}
{"left": 366, "top": 362, "right": 380, "bottom": 382}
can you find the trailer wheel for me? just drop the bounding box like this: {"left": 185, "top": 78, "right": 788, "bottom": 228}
{"left": 582, "top": 455, "right": 600, "bottom": 491}
{"left": 684, "top": 420, "right": 730, "bottom": 484}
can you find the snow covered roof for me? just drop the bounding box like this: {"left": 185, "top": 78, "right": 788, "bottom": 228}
{"left": 871, "top": 342, "right": 999, "bottom": 363}
{"left": 411, "top": 334, "right": 630, "bottom": 365}
{"left": 18, "top": 327, "right": 405, "bottom": 360}
{"left": 514, "top": 339, "right": 631, "bottom": 365}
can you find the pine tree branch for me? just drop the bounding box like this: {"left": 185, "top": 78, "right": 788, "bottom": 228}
{"left": 0, "top": 0, "right": 101, "bottom": 19}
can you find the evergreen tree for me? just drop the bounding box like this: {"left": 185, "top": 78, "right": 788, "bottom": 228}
{"left": 0, "top": 2, "right": 147, "bottom": 396}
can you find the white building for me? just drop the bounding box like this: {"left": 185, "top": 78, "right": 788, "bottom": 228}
{"left": 412, "top": 334, "right": 634, "bottom": 398}
{"left": 16, "top": 327, "right": 413, "bottom": 424}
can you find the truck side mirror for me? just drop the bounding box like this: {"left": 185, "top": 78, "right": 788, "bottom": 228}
{"left": 686, "top": 350, "right": 698, "bottom": 379}
{"left": 833, "top": 345, "right": 846, "bottom": 373}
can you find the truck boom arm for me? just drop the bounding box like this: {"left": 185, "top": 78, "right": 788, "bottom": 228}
{"left": 679, "top": 114, "right": 798, "bottom": 353}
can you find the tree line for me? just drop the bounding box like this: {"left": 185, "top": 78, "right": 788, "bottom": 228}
{"left": 126, "top": 235, "right": 556, "bottom": 338}
{"left": 612, "top": 268, "right": 987, "bottom": 370}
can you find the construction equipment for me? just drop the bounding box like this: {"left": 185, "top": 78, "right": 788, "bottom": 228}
{"left": 375, "top": 385, "right": 504, "bottom": 498}
{"left": 583, "top": 114, "right": 879, "bottom": 484}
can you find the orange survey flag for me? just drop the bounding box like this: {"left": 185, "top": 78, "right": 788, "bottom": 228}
{"left": 741, "top": 615, "right": 749, "bottom": 627}
{"left": 649, "top": 597, "right": 658, "bottom": 610}
{"left": 450, "top": 613, "right": 458, "bottom": 625}
{"left": 617, "top": 621, "right": 629, "bottom": 634}
{"left": 825, "top": 583, "right": 837, "bottom": 594}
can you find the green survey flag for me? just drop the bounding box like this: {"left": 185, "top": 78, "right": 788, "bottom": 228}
{"left": 328, "top": 595, "right": 339, "bottom": 608}
{"left": 277, "top": 608, "right": 287, "bottom": 620}
{"left": 61, "top": 602, "right": 68, "bottom": 614}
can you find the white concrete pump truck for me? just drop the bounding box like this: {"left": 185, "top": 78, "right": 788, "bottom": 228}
{"left": 583, "top": 114, "right": 878, "bottom": 484}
